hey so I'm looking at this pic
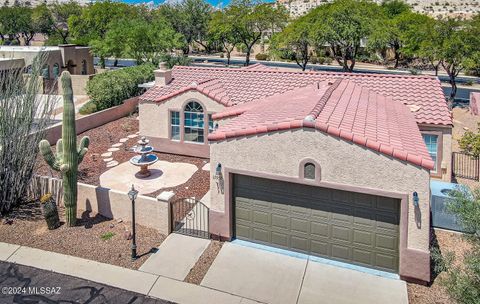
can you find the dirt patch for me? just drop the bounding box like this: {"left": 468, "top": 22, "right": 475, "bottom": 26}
{"left": 0, "top": 200, "right": 165, "bottom": 270}
{"left": 184, "top": 240, "right": 224, "bottom": 285}
{"left": 407, "top": 229, "right": 471, "bottom": 304}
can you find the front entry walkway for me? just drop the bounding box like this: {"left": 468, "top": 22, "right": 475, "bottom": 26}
{"left": 201, "top": 242, "right": 408, "bottom": 304}
{"left": 139, "top": 233, "right": 210, "bottom": 280}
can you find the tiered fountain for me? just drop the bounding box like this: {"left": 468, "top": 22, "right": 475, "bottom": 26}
{"left": 129, "top": 137, "right": 158, "bottom": 178}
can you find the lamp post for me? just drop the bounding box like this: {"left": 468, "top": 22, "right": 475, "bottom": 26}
{"left": 127, "top": 184, "right": 139, "bottom": 261}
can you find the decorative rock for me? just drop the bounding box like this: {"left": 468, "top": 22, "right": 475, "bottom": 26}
{"left": 117, "top": 218, "right": 123, "bottom": 223}
{"left": 109, "top": 223, "right": 115, "bottom": 228}
{"left": 127, "top": 134, "right": 138, "bottom": 139}
{"left": 119, "top": 138, "right": 129, "bottom": 143}
{"left": 103, "top": 158, "right": 113, "bottom": 162}
{"left": 107, "top": 148, "right": 120, "bottom": 152}
{"left": 463, "top": 126, "right": 470, "bottom": 131}
{"left": 157, "top": 191, "right": 175, "bottom": 202}
{"left": 112, "top": 143, "right": 123, "bottom": 148}
{"left": 101, "top": 152, "right": 112, "bottom": 157}
{"left": 202, "top": 163, "right": 210, "bottom": 171}
{"left": 106, "top": 160, "right": 119, "bottom": 168}
{"left": 3, "top": 219, "right": 13, "bottom": 225}
{"left": 124, "top": 230, "right": 132, "bottom": 240}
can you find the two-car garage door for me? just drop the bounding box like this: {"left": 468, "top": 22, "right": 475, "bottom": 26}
{"left": 233, "top": 174, "right": 401, "bottom": 273}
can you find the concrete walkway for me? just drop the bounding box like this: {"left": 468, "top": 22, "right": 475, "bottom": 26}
{"left": 202, "top": 242, "right": 408, "bottom": 304}
{"left": 0, "top": 242, "right": 262, "bottom": 304}
{"left": 139, "top": 233, "right": 210, "bottom": 280}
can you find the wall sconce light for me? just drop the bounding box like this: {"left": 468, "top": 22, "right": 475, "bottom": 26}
{"left": 213, "top": 163, "right": 222, "bottom": 180}
{"left": 413, "top": 191, "right": 419, "bottom": 207}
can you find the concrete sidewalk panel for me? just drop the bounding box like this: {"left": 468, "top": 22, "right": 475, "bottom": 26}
{"left": 149, "top": 276, "right": 243, "bottom": 304}
{"left": 298, "top": 261, "right": 408, "bottom": 304}
{"left": 8, "top": 246, "right": 158, "bottom": 295}
{"left": 139, "top": 234, "right": 210, "bottom": 280}
{"left": 0, "top": 242, "right": 20, "bottom": 261}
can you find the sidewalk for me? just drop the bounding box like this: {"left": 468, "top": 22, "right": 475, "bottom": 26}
{"left": 0, "top": 242, "right": 261, "bottom": 304}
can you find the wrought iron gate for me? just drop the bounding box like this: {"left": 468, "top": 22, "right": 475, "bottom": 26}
{"left": 452, "top": 152, "right": 479, "bottom": 180}
{"left": 171, "top": 197, "right": 210, "bottom": 239}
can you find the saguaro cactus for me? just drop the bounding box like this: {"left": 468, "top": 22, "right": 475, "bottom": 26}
{"left": 39, "top": 71, "right": 90, "bottom": 227}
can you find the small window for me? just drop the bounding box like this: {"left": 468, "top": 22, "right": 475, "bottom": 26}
{"left": 184, "top": 101, "right": 204, "bottom": 143}
{"left": 171, "top": 111, "right": 180, "bottom": 140}
{"left": 42, "top": 64, "right": 50, "bottom": 79}
{"left": 304, "top": 163, "right": 316, "bottom": 180}
{"left": 422, "top": 134, "right": 438, "bottom": 173}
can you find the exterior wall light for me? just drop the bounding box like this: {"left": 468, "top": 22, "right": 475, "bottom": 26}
{"left": 413, "top": 191, "right": 419, "bottom": 207}
{"left": 213, "top": 163, "right": 222, "bottom": 180}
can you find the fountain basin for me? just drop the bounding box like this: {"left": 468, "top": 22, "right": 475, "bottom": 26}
{"left": 134, "top": 146, "right": 154, "bottom": 154}
{"left": 130, "top": 154, "right": 159, "bottom": 178}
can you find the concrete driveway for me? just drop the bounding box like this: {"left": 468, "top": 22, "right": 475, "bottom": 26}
{"left": 201, "top": 242, "right": 408, "bottom": 304}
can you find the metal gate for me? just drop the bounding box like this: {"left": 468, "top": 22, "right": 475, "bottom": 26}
{"left": 452, "top": 152, "right": 479, "bottom": 180}
{"left": 171, "top": 197, "right": 210, "bottom": 239}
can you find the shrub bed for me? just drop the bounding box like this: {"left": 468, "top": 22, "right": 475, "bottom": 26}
{"left": 86, "top": 64, "right": 155, "bottom": 112}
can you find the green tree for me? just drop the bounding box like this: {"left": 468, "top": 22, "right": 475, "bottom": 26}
{"left": 208, "top": 10, "right": 238, "bottom": 66}
{"left": 270, "top": 14, "right": 314, "bottom": 71}
{"left": 226, "top": 0, "right": 288, "bottom": 66}
{"left": 442, "top": 188, "right": 480, "bottom": 304}
{"left": 68, "top": 1, "right": 135, "bottom": 68}
{"left": 308, "top": 0, "right": 383, "bottom": 72}
{"left": 159, "top": 0, "right": 213, "bottom": 54}
{"left": 48, "top": 1, "right": 82, "bottom": 44}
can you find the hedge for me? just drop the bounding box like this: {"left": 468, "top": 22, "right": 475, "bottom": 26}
{"left": 86, "top": 64, "right": 155, "bottom": 112}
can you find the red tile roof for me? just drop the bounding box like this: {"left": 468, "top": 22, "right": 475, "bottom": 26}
{"left": 140, "top": 65, "right": 451, "bottom": 126}
{"left": 208, "top": 79, "right": 435, "bottom": 170}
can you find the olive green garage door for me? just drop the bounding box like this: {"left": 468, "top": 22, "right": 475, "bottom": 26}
{"left": 233, "top": 175, "right": 401, "bottom": 273}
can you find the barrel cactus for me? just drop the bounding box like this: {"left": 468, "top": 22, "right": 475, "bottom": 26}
{"left": 39, "top": 71, "right": 90, "bottom": 227}
{"left": 40, "top": 193, "right": 60, "bottom": 230}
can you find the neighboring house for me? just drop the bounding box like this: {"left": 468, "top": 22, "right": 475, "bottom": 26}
{"left": 139, "top": 64, "right": 452, "bottom": 283}
{"left": 0, "top": 45, "right": 94, "bottom": 94}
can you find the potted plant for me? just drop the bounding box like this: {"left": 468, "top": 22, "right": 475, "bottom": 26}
{"left": 40, "top": 193, "right": 60, "bottom": 230}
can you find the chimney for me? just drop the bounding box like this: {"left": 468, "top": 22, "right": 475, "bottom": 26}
{"left": 154, "top": 62, "right": 172, "bottom": 86}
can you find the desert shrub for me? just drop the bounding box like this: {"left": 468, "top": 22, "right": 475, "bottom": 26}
{"left": 161, "top": 54, "right": 192, "bottom": 69}
{"left": 86, "top": 64, "right": 155, "bottom": 111}
{"left": 310, "top": 56, "right": 318, "bottom": 64}
{"left": 255, "top": 53, "right": 269, "bottom": 61}
{"left": 439, "top": 188, "right": 480, "bottom": 304}
{"left": 458, "top": 123, "right": 480, "bottom": 157}
{"left": 324, "top": 57, "right": 333, "bottom": 65}
{"left": 78, "top": 101, "right": 97, "bottom": 115}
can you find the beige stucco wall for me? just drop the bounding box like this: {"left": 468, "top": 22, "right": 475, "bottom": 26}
{"left": 420, "top": 125, "right": 452, "bottom": 182}
{"left": 139, "top": 91, "right": 226, "bottom": 140}
{"left": 209, "top": 128, "right": 431, "bottom": 252}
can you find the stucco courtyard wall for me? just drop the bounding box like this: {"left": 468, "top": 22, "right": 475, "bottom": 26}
{"left": 29, "top": 176, "right": 170, "bottom": 235}
{"left": 139, "top": 91, "right": 226, "bottom": 158}
{"left": 208, "top": 128, "right": 431, "bottom": 281}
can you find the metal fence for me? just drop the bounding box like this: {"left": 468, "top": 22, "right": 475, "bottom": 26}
{"left": 452, "top": 152, "right": 480, "bottom": 181}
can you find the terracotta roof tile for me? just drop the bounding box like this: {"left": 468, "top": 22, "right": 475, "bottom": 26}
{"left": 140, "top": 65, "right": 451, "bottom": 126}
{"left": 208, "top": 80, "right": 434, "bottom": 170}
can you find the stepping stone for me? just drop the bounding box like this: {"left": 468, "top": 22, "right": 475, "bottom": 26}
{"left": 202, "top": 163, "right": 210, "bottom": 171}
{"left": 119, "top": 138, "right": 129, "bottom": 143}
{"left": 107, "top": 148, "right": 120, "bottom": 152}
{"left": 101, "top": 152, "right": 112, "bottom": 157}
{"left": 127, "top": 134, "right": 138, "bottom": 139}
{"left": 103, "top": 158, "right": 113, "bottom": 162}
{"left": 112, "top": 143, "right": 123, "bottom": 148}
{"left": 106, "top": 161, "right": 119, "bottom": 168}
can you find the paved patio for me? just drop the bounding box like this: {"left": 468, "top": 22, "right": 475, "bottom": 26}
{"left": 201, "top": 242, "right": 408, "bottom": 304}
{"left": 99, "top": 160, "right": 198, "bottom": 194}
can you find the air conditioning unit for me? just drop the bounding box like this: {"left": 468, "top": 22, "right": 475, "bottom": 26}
{"left": 430, "top": 180, "right": 470, "bottom": 232}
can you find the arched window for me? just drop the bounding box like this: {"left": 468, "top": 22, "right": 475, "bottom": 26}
{"left": 303, "top": 162, "right": 316, "bottom": 180}
{"left": 184, "top": 101, "right": 204, "bottom": 143}
{"left": 81, "top": 60, "right": 87, "bottom": 75}
{"left": 53, "top": 63, "right": 60, "bottom": 78}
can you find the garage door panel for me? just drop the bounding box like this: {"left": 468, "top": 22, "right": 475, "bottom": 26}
{"left": 233, "top": 175, "right": 400, "bottom": 273}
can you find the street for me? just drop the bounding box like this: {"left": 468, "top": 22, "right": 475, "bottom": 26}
{"left": 0, "top": 261, "right": 173, "bottom": 304}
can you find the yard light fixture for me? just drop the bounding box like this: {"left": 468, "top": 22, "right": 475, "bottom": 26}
{"left": 128, "top": 184, "right": 139, "bottom": 261}
{"left": 413, "top": 192, "right": 419, "bottom": 207}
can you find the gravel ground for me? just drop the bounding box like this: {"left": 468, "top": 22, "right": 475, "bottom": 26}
{"left": 407, "top": 229, "right": 471, "bottom": 304}
{"left": 184, "top": 240, "right": 224, "bottom": 285}
{"left": 0, "top": 200, "right": 165, "bottom": 270}
{"left": 34, "top": 115, "right": 211, "bottom": 200}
